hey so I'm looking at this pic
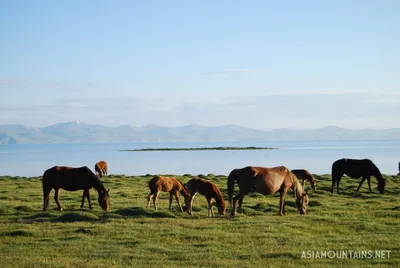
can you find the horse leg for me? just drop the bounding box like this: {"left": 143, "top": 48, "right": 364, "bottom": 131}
{"left": 54, "top": 188, "right": 63, "bottom": 211}
{"left": 86, "top": 190, "right": 92, "bottom": 210}
{"left": 152, "top": 191, "right": 160, "bottom": 211}
{"left": 331, "top": 173, "right": 343, "bottom": 194}
{"left": 367, "top": 177, "right": 372, "bottom": 193}
{"left": 81, "top": 191, "right": 86, "bottom": 209}
{"left": 238, "top": 197, "right": 244, "bottom": 213}
{"left": 279, "top": 188, "right": 288, "bottom": 216}
{"left": 232, "top": 192, "right": 245, "bottom": 216}
{"left": 43, "top": 187, "right": 52, "bottom": 211}
{"left": 356, "top": 177, "right": 367, "bottom": 193}
{"left": 168, "top": 193, "right": 174, "bottom": 211}
{"left": 188, "top": 193, "right": 196, "bottom": 215}
{"left": 147, "top": 192, "right": 154, "bottom": 209}
{"left": 206, "top": 197, "right": 214, "bottom": 217}
{"left": 174, "top": 192, "right": 184, "bottom": 212}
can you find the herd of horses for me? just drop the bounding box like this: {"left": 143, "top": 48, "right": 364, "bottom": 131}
{"left": 41, "top": 158, "right": 389, "bottom": 216}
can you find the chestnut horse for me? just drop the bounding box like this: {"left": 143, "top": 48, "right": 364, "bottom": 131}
{"left": 291, "top": 169, "right": 317, "bottom": 191}
{"left": 185, "top": 177, "right": 226, "bottom": 217}
{"left": 95, "top": 161, "right": 108, "bottom": 177}
{"left": 331, "top": 158, "right": 385, "bottom": 194}
{"left": 147, "top": 176, "right": 190, "bottom": 212}
{"left": 42, "top": 166, "right": 110, "bottom": 211}
{"left": 228, "top": 166, "right": 308, "bottom": 216}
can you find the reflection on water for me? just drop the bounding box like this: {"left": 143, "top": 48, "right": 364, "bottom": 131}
{"left": 0, "top": 140, "right": 399, "bottom": 177}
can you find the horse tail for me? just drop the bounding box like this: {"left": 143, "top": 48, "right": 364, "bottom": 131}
{"left": 227, "top": 169, "right": 240, "bottom": 204}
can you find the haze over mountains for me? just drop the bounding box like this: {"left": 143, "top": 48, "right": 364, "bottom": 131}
{"left": 0, "top": 122, "right": 399, "bottom": 144}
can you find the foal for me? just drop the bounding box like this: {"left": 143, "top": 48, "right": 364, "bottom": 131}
{"left": 147, "top": 176, "right": 190, "bottom": 212}
{"left": 185, "top": 177, "right": 226, "bottom": 217}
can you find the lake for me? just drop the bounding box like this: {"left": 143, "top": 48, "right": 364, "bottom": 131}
{"left": 0, "top": 140, "right": 399, "bottom": 177}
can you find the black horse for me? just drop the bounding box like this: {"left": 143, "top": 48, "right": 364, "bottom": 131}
{"left": 331, "top": 158, "right": 385, "bottom": 194}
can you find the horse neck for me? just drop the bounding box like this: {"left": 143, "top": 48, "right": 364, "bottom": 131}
{"left": 372, "top": 166, "right": 384, "bottom": 182}
{"left": 92, "top": 175, "right": 106, "bottom": 195}
{"left": 212, "top": 188, "right": 224, "bottom": 206}
{"left": 178, "top": 181, "right": 190, "bottom": 198}
{"left": 292, "top": 178, "right": 304, "bottom": 198}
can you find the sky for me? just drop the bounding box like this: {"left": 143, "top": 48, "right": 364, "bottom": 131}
{"left": 0, "top": 0, "right": 399, "bottom": 130}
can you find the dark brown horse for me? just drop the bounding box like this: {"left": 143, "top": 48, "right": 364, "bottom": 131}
{"left": 185, "top": 177, "right": 226, "bottom": 217}
{"left": 147, "top": 176, "right": 190, "bottom": 212}
{"left": 331, "top": 158, "right": 385, "bottom": 194}
{"left": 42, "top": 166, "right": 110, "bottom": 211}
{"left": 291, "top": 169, "right": 317, "bottom": 191}
{"left": 95, "top": 161, "right": 108, "bottom": 177}
{"left": 228, "top": 166, "right": 308, "bottom": 216}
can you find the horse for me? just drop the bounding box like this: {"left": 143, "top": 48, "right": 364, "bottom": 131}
{"left": 185, "top": 177, "right": 226, "bottom": 217}
{"left": 42, "top": 166, "right": 110, "bottom": 211}
{"left": 147, "top": 176, "right": 190, "bottom": 212}
{"left": 331, "top": 158, "right": 386, "bottom": 194}
{"left": 95, "top": 161, "right": 108, "bottom": 177}
{"left": 291, "top": 169, "right": 317, "bottom": 191}
{"left": 227, "top": 166, "right": 308, "bottom": 216}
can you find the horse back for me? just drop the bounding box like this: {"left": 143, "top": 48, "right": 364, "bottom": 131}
{"left": 149, "top": 176, "right": 183, "bottom": 192}
{"left": 238, "top": 166, "right": 294, "bottom": 194}
{"left": 43, "top": 166, "right": 97, "bottom": 191}
{"left": 187, "top": 177, "right": 220, "bottom": 196}
{"left": 333, "top": 158, "right": 378, "bottom": 178}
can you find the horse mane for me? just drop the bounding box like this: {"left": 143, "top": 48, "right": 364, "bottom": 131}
{"left": 90, "top": 169, "right": 107, "bottom": 194}
{"left": 292, "top": 176, "right": 304, "bottom": 199}
{"left": 213, "top": 185, "right": 225, "bottom": 206}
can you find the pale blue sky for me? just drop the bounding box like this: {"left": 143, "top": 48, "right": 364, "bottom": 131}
{"left": 1, "top": 0, "right": 399, "bottom": 129}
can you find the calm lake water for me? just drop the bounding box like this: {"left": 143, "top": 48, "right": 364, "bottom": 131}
{"left": 0, "top": 140, "right": 399, "bottom": 177}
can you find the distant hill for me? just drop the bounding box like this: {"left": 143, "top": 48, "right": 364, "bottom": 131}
{"left": 0, "top": 122, "right": 399, "bottom": 144}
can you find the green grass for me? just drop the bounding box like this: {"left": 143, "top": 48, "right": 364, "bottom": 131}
{"left": 0, "top": 174, "right": 399, "bottom": 267}
{"left": 120, "top": 146, "right": 278, "bottom": 152}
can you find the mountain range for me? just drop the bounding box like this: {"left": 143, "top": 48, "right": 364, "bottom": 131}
{"left": 0, "top": 122, "right": 399, "bottom": 144}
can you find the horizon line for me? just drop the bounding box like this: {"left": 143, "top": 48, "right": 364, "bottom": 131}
{"left": 1, "top": 121, "right": 400, "bottom": 131}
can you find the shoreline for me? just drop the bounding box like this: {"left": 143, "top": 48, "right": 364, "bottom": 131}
{"left": 120, "top": 146, "right": 278, "bottom": 152}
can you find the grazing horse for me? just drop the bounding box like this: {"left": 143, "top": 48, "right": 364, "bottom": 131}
{"left": 95, "top": 161, "right": 108, "bottom": 177}
{"left": 42, "top": 166, "right": 110, "bottom": 211}
{"left": 331, "top": 158, "right": 385, "bottom": 194}
{"left": 228, "top": 166, "right": 308, "bottom": 216}
{"left": 185, "top": 177, "right": 226, "bottom": 217}
{"left": 147, "top": 176, "right": 190, "bottom": 212}
{"left": 291, "top": 169, "right": 317, "bottom": 191}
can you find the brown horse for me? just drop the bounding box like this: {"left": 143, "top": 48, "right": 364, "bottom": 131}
{"left": 147, "top": 176, "right": 190, "bottom": 212}
{"left": 185, "top": 177, "right": 226, "bottom": 217}
{"left": 95, "top": 161, "right": 108, "bottom": 177}
{"left": 42, "top": 166, "right": 110, "bottom": 211}
{"left": 291, "top": 169, "right": 317, "bottom": 191}
{"left": 331, "top": 158, "right": 385, "bottom": 194}
{"left": 228, "top": 166, "right": 308, "bottom": 216}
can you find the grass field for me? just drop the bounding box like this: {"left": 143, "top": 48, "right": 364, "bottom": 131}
{"left": 0, "top": 173, "right": 399, "bottom": 267}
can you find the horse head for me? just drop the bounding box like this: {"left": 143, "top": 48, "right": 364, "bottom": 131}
{"left": 218, "top": 200, "right": 226, "bottom": 216}
{"left": 296, "top": 190, "right": 308, "bottom": 215}
{"left": 98, "top": 188, "right": 110, "bottom": 211}
{"left": 378, "top": 179, "right": 386, "bottom": 194}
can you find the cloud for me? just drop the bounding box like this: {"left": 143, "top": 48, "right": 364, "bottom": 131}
{"left": 0, "top": 76, "right": 110, "bottom": 92}
{"left": 200, "top": 69, "right": 260, "bottom": 75}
